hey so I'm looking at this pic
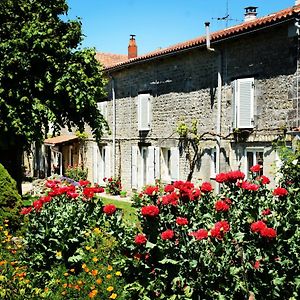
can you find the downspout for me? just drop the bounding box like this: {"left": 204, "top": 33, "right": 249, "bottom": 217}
{"left": 111, "top": 76, "right": 116, "bottom": 178}
{"left": 205, "top": 22, "right": 222, "bottom": 193}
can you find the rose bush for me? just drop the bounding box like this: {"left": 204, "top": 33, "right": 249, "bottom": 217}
{"left": 120, "top": 156, "right": 300, "bottom": 299}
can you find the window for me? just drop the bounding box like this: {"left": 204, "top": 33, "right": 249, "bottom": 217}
{"left": 97, "top": 101, "right": 108, "bottom": 120}
{"left": 232, "top": 78, "right": 254, "bottom": 129}
{"left": 161, "top": 147, "right": 179, "bottom": 182}
{"left": 93, "top": 144, "right": 111, "bottom": 184}
{"left": 138, "top": 93, "right": 151, "bottom": 131}
{"left": 245, "top": 148, "right": 264, "bottom": 177}
{"left": 210, "top": 148, "right": 217, "bottom": 178}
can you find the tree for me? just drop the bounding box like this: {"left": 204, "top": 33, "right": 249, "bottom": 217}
{"left": 0, "top": 0, "right": 108, "bottom": 191}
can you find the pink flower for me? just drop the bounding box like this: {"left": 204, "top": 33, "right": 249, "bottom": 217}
{"left": 161, "top": 229, "right": 174, "bottom": 240}
{"left": 273, "top": 187, "right": 288, "bottom": 197}
{"left": 141, "top": 205, "right": 160, "bottom": 217}
{"left": 250, "top": 221, "right": 267, "bottom": 233}
{"left": 176, "top": 217, "right": 188, "bottom": 226}
{"left": 200, "top": 182, "right": 213, "bottom": 193}
{"left": 260, "top": 227, "right": 277, "bottom": 239}
{"left": 250, "top": 164, "right": 262, "bottom": 173}
{"left": 103, "top": 204, "right": 117, "bottom": 215}
{"left": 215, "top": 200, "right": 230, "bottom": 212}
{"left": 135, "top": 233, "right": 147, "bottom": 245}
{"left": 20, "top": 207, "right": 32, "bottom": 215}
{"left": 189, "top": 229, "right": 208, "bottom": 240}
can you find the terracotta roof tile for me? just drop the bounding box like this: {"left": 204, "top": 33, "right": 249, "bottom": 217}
{"left": 95, "top": 52, "right": 128, "bottom": 68}
{"left": 105, "top": 4, "right": 300, "bottom": 71}
{"left": 44, "top": 135, "right": 78, "bottom": 146}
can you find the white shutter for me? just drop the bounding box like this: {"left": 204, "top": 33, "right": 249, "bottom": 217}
{"left": 154, "top": 147, "right": 160, "bottom": 180}
{"left": 131, "top": 145, "right": 139, "bottom": 189}
{"left": 138, "top": 94, "right": 151, "bottom": 131}
{"left": 97, "top": 101, "right": 108, "bottom": 120}
{"left": 232, "top": 81, "right": 237, "bottom": 128}
{"left": 105, "top": 145, "right": 111, "bottom": 179}
{"left": 237, "top": 78, "right": 254, "bottom": 128}
{"left": 93, "top": 143, "right": 98, "bottom": 183}
{"left": 147, "top": 147, "right": 156, "bottom": 185}
{"left": 170, "top": 147, "right": 180, "bottom": 181}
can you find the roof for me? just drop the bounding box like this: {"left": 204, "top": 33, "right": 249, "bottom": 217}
{"left": 95, "top": 52, "right": 128, "bottom": 68}
{"left": 104, "top": 4, "right": 300, "bottom": 71}
{"left": 44, "top": 135, "right": 78, "bottom": 146}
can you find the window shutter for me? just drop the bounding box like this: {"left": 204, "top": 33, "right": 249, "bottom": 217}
{"left": 170, "top": 147, "right": 179, "bottom": 181}
{"left": 131, "top": 145, "right": 139, "bottom": 189}
{"left": 237, "top": 78, "right": 254, "bottom": 128}
{"left": 97, "top": 101, "right": 108, "bottom": 120}
{"left": 232, "top": 81, "right": 237, "bottom": 128}
{"left": 154, "top": 147, "right": 160, "bottom": 180}
{"left": 147, "top": 146, "right": 155, "bottom": 185}
{"left": 93, "top": 143, "right": 98, "bottom": 184}
{"left": 138, "top": 94, "right": 151, "bottom": 131}
{"left": 105, "top": 145, "right": 111, "bottom": 179}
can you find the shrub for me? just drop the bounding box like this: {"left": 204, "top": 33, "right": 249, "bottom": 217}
{"left": 0, "top": 163, "right": 22, "bottom": 232}
{"left": 104, "top": 177, "right": 122, "bottom": 195}
{"left": 64, "top": 165, "right": 88, "bottom": 182}
{"left": 120, "top": 167, "right": 300, "bottom": 299}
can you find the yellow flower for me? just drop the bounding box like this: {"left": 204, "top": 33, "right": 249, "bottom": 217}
{"left": 82, "top": 263, "right": 87, "bottom": 269}
{"left": 110, "top": 293, "right": 118, "bottom": 299}
{"left": 63, "top": 272, "right": 69, "bottom": 277}
{"left": 93, "top": 227, "right": 101, "bottom": 234}
{"left": 70, "top": 268, "right": 75, "bottom": 273}
{"left": 63, "top": 283, "right": 68, "bottom": 288}
{"left": 85, "top": 246, "right": 91, "bottom": 251}
{"left": 96, "top": 278, "right": 102, "bottom": 285}
{"left": 77, "top": 280, "right": 83, "bottom": 285}
{"left": 90, "top": 248, "right": 95, "bottom": 253}
{"left": 107, "top": 265, "right": 113, "bottom": 271}
{"left": 107, "top": 286, "right": 114, "bottom": 292}
{"left": 106, "top": 274, "right": 112, "bottom": 279}
{"left": 61, "top": 291, "right": 67, "bottom": 296}
{"left": 92, "top": 257, "right": 98, "bottom": 263}
{"left": 115, "top": 271, "right": 122, "bottom": 276}
{"left": 56, "top": 251, "right": 62, "bottom": 259}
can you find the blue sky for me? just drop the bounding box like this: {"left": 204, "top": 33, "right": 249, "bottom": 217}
{"left": 66, "top": 0, "right": 294, "bottom": 55}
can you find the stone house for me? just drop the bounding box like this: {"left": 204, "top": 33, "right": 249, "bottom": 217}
{"left": 29, "top": 3, "right": 300, "bottom": 191}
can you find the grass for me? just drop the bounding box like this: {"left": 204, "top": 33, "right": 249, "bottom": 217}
{"left": 100, "top": 196, "right": 138, "bottom": 224}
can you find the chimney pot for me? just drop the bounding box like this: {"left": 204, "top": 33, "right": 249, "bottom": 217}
{"left": 128, "top": 34, "right": 137, "bottom": 59}
{"left": 244, "top": 6, "right": 258, "bottom": 22}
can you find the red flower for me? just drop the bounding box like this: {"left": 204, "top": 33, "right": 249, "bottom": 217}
{"left": 164, "top": 184, "right": 175, "bottom": 193}
{"left": 259, "top": 175, "right": 270, "bottom": 185}
{"left": 227, "top": 170, "right": 245, "bottom": 182}
{"left": 241, "top": 181, "right": 260, "bottom": 191}
{"left": 103, "top": 177, "right": 107, "bottom": 182}
{"left": 189, "top": 229, "right": 208, "bottom": 240}
{"left": 262, "top": 208, "right": 271, "bottom": 216}
{"left": 45, "top": 180, "right": 57, "bottom": 188}
{"left": 215, "top": 173, "right": 228, "bottom": 183}
{"left": 144, "top": 186, "right": 159, "bottom": 196}
{"left": 273, "top": 187, "right": 288, "bottom": 197}
{"left": 20, "top": 207, "right": 32, "bottom": 215}
{"left": 250, "top": 221, "right": 267, "bottom": 233}
{"left": 67, "top": 192, "right": 79, "bottom": 199}
{"left": 260, "top": 227, "right": 277, "bottom": 239}
{"left": 161, "top": 229, "right": 174, "bottom": 240}
{"left": 79, "top": 180, "right": 90, "bottom": 186}
{"left": 103, "top": 204, "right": 117, "bottom": 215}
{"left": 253, "top": 260, "right": 260, "bottom": 269}
{"left": 159, "top": 192, "right": 179, "bottom": 206}
{"left": 141, "top": 205, "right": 160, "bottom": 217}
{"left": 176, "top": 217, "right": 188, "bottom": 226}
{"left": 191, "top": 188, "right": 201, "bottom": 201}
{"left": 108, "top": 177, "right": 113, "bottom": 182}
{"left": 250, "top": 164, "right": 262, "bottom": 173}
{"left": 201, "top": 182, "right": 213, "bottom": 193}
{"left": 215, "top": 200, "right": 230, "bottom": 212}
{"left": 210, "top": 220, "right": 230, "bottom": 239}
{"left": 135, "top": 233, "right": 147, "bottom": 245}
{"left": 93, "top": 187, "right": 105, "bottom": 193}
{"left": 39, "top": 196, "right": 52, "bottom": 203}
{"left": 83, "top": 187, "right": 95, "bottom": 198}
{"left": 33, "top": 199, "right": 43, "bottom": 211}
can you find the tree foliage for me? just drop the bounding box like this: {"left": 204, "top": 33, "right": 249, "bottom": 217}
{"left": 0, "top": 0, "right": 108, "bottom": 148}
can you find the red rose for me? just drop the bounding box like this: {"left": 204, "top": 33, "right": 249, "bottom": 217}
{"left": 79, "top": 180, "right": 90, "bottom": 187}
{"left": 161, "top": 229, "right": 174, "bottom": 240}
{"left": 33, "top": 199, "right": 43, "bottom": 211}
{"left": 39, "top": 196, "right": 52, "bottom": 203}
{"left": 176, "top": 217, "right": 188, "bottom": 226}
{"left": 262, "top": 208, "right": 271, "bottom": 216}
{"left": 259, "top": 175, "right": 270, "bottom": 185}
{"left": 103, "top": 204, "right": 117, "bottom": 215}
{"left": 201, "top": 182, "right": 213, "bottom": 193}
{"left": 227, "top": 170, "right": 245, "bottom": 182}
{"left": 210, "top": 220, "right": 230, "bottom": 239}
{"left": 93, "top": 187, "right": 104, "bottom": 193}
{"left": 189, "top": 229, "right": 208, "bottom": 240}
{"left": 108, "top": 177, "right": 113, "bottom": 182}
{"left": 45, "top": 180, "right": 57, "bottom": 188}
{"left": 141, "top": 205, "right": 160, "bottom": 217}
{"left": 144, "top": 186, "right": 159, "bottom": 196}
{"left": 260, "top": 227, "right": 277, "bottom": 239}
{"left": 83, "top": 187, "right": 95, "bottom": 198}
{"left": 164, "top": 184, "right": 175, "bottom": 193}
{"left": 103, "top": 177, "right": 107, "bottom": 182}
{"left": 67, "top": 191, "right": 79, "bottom": 198}
{"left": 250, "top": 221, "right": 267, "bottom": 233}
{"left": 215, "top": 200, "right": 230, "bottom": 212}
{"left": 191, "top": 188, "right": 201, "bottom": 201}
{"left": 273, "top": 187, "right": 288, "bottom": 197}
{"left": 241, "top": 181, "right": 260, "bottom": 191}
{"left": 135, "top": 233, "right": 147, "bottom": 245}
{"left": 253, "top": 260, "right": 260, "bottom": 269}
{"left": 250, "top": 164, "right": 262, "bottom": 173}
{"left": 20, "top": 207, "right": 32, "bottom": 215}
{"left": 215, "top": 173, "right": 228, "bottom": 183}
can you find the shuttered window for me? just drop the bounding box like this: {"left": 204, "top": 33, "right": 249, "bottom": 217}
{"left": 138, "top": 93, "right": 151, "bottom": 131}
{"left": 97, "top": 101, "right": 108, "bottom": 120}
{"left": 232, "top": 78, "right": 254, "bottom": 129}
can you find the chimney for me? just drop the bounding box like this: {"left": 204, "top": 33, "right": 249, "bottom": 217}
{"left": 128, "top": 34, "right": 137, "bottom": 59}
{"left": 244, "top": 6, "right": 258, "bottom": 22}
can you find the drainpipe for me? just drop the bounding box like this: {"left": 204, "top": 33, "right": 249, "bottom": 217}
{"left": 205, "top": 22, "right": 222, "bottom": 193}
{"left": 111, "top": 77, "right": 116, "bottom": 178}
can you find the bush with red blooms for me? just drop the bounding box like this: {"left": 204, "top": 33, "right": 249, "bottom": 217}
{"left": 104, "top": 176, "right": 122, "bottom": 195}
{"left": 20, "top": 178, "right": 122, "bottom": 273}
{"left": 120, "top": 157, "right": 300, "bottom": 300}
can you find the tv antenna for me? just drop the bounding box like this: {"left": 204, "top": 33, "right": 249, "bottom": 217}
{"left": 212, "top": 0, "right": 241, "bottom": 27}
